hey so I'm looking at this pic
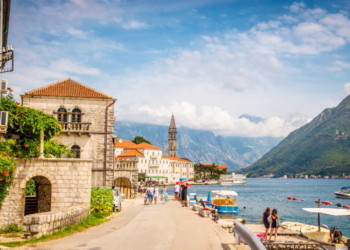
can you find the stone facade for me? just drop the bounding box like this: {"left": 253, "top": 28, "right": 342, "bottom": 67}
{"left": 0, "top": 158, "right": 92, "bottom": 228}
{"left": 22, "top": 94, "right": 116, "bottom": 187}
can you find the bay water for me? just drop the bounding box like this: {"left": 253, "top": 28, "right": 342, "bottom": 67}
{"left": 169, "top": 178, "right": 350, "bottom": 236}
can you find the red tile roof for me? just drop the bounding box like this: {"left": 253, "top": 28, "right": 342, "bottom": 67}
{"left": 116, "top": 149, "right": 144, "bottom": 160}
{"left": 23, "top": 79, "right": 114, "bottom": 99}
{"left": 201, "top": 164, "right": 228, "bottom": 169}
{"left": 115, "top": 139, "right": 137, "bottom": 149}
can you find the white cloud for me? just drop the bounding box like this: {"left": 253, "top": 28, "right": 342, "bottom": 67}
{"left": 289, "top": 2, "right": 306, "bottom": 13}
{"left": 122, "top": 20, "right": 149, "bottom": 30}
{"left": 66, "top": 27, "right": 89, "bottom": 38}
{"left": 49, "top": 59, "right": 100, "bottom": 76}
{"left": 344, "top": 83, "right": 350, "bottom": 95}
{"left": 130, "top": 101, "right": 307, "bottom": 137}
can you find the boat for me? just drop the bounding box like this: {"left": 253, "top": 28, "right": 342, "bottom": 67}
{"left": 335, "top": 187, "right": 350, "bottom": 199}
{"left": 220, "top": 173, "right": 247, "bottom": 186}
{"left": 301, "top": 208, "right": 350, "bottom": 250}
{"left": 210, "top": 190, "right": 240, "bottom": 217}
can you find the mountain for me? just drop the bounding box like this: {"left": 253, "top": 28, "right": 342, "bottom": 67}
{"left": 244, "top": 95, "right": 350, "bottom": 177}
{"left": 115, "top": 121, "right": 281, "bottom": 172}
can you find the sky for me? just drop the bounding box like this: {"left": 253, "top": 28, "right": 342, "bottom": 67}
{"left": 6, "top": 0, "right": 350, "bottom": 137}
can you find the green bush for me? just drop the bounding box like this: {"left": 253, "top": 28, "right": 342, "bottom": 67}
{"left": 91, "top": 188, "right": 113, "bottom": 214}
{"left": 0, "top": 156, "right": 15, "bottom": 209}
{"left": 0, "top": 224, "right": 24, "bottom": 233}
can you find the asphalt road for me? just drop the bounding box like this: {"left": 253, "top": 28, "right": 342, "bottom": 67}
{"left": 23, "top": 199, "right": 235, "bottom": 250}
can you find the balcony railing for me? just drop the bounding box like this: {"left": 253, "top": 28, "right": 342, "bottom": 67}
{"left": 60, "top": 122, "right": 91, "bottom": 134}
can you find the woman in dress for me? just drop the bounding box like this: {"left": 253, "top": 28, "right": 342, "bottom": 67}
{"left": 269, "top": 209, "right": 280, "bottom": 241}
{"left": 263, "top": 207, "right": 270, "bottom": 240}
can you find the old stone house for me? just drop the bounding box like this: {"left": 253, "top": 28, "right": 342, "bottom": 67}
{"left": 21, "top": 79, "right": 117, "bottom": 187}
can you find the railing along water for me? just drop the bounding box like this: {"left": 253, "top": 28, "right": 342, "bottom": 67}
{"left": 233, "top": 221, "right": 266, "bottom": 250}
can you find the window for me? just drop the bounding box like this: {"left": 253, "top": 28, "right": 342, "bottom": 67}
{"left": 71, "top": 145, "right": 81, "bottom": 158}
{"left": 57, "top": 108, "right": 67, "bottom": 122}
{"left": 71, "top": 108, "right": 82, "bottom": 123}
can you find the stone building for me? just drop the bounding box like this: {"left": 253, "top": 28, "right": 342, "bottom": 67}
{"left": 114, "top": 139, "right": 195, "bottom": 184}
{"left": 168, "top": 114, "right": 177, "bottom": 157}
{"left": 21, "top": 79, "right": 116, "bottom": 187}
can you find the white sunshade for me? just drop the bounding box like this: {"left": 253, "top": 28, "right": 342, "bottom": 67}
{"left": 212, "top": 190, "right": 238, "bottom": 197}
{"left": 303, "top": 208, "right": 350, "bottom": 217}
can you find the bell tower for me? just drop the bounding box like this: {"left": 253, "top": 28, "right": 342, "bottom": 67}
{"left": 168, "top": 114, "right": 177, "bottom": 157}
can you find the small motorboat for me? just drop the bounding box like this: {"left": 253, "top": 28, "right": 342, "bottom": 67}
{"left": 210, "top": 190, "right": 240, "bottom": 217}
{"left": 335, "top": 187, "right": 350, "bottom": 199}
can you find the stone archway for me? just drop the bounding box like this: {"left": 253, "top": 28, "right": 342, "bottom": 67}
{"left": 114, "top": 177, "right": 132, "bottom": 199}
{"left": 24, "top": 176, "right": 52, "bottom": 216}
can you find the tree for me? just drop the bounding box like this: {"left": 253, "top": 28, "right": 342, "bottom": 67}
{"left": 132, "top": 136, "right": 152, "bottom": 145}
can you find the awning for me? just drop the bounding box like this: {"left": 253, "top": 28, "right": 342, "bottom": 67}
{"left": 212, "top": 190, "right": 238, "bottom": 197}
{"left": 146, "top": 176, "right": 167, "bottom": 179}
{"left": 303, "top": 208, "right": 350, "bottom": 216}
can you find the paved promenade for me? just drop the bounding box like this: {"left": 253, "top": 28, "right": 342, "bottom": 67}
{"left": 26, "top": 198, "right": 235, "bottom": 250}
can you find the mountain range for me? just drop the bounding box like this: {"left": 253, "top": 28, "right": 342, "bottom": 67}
{"left": 244, "top": 95, "right": 350, "bottom": 177}
{"left": 115, "top": 121, "right": 281, "bottom": 171}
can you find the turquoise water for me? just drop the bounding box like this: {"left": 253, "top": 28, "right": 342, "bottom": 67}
{"left": 169, "top": 178, "right": 350, "bottom": 236}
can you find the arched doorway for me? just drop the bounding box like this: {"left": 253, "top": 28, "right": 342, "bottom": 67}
{"left": 114, "top": 177, "right": 132, "bottom": 199}
{"left": 24, "top": 176, "right": 52, "bottom": 215}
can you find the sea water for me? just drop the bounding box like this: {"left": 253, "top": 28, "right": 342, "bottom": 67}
{"left": 169, "top": 178, "right": 350, "bottom": 236}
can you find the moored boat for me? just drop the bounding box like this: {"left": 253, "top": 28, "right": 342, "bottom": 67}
{"left": 210, "top": 190, "right": 240, "bottom": 217}
{"left": 220, "top": 173, "right": 247, "bottom": 186}
{"left": 335, "top": 187, "right": 350, "bottom": 199}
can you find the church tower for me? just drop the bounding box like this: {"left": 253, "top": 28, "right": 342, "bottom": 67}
{"left": 168, "top": 114, "right": 177, "bottom": 157}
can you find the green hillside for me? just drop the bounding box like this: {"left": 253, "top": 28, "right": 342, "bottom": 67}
{"left": 244, "top": 95, "right": 350, "bottom": 177}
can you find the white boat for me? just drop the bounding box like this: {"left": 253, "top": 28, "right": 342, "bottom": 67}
{"left": 301, "top": 208, "right": 350, "bottom": 250}
{"left": 335, "top": 187, "right": 350, "bottom": 199}
{"left": 220, "top": 173, "right": 247, "bottom": 186}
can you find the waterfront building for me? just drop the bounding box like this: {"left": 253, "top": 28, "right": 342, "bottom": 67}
{"left": 114, "top": 138, "right": 194, "bottom": 183}
{"left": 21, "top": 79, "right": 137, "bottom": 189}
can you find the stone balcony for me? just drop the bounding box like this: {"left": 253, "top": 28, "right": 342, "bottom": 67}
{"left": 60, "top": 122, "right": 91, "bottom": 134}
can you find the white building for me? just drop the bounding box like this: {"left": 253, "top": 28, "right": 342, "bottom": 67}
{"left": 114, "top": 139, "right": 195, "bottom": 183}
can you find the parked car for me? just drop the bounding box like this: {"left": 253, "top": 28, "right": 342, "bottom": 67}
{"left": 112, "top": 187, "right": 122, "bottom": 212}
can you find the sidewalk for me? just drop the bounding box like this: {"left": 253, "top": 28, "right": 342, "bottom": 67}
{"left": 21, "top": 198, "right": 236, "bottom": 250}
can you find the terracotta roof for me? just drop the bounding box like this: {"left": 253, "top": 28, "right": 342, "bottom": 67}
{"left": 201, "top": 164, "right": 228, "bottom": 169}
{"left": 162, "top": 155, "right": 171, "bottom": 159}
{"left": 134, "top": 142, "right": 160, "bottom": 150}
{"left": 170, "top": 157, "right": 192, "bottom": 163}
{"left": 115, "top": 139, "right": 137, "bottom": 149}
{"left": 23, "top": 79, "right": 114, "bottom": 99}
{"left": 116, "top": 149, "right": 144, "bottom": 160}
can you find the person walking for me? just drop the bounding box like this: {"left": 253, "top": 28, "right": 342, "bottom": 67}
{"left": 174, "top": 184, "right": 180, "bottom": 200}
{"left": 182, "top": 185, "right": 188, "bottom": 207}
{"left": 263, "top": 207, "right": 271, "bottom": 240}
{"left": 269, "top": 209, "right": 280, "bottom": 241}
{"left": 147, "top": 186, "right": 154, "bottom": 205}
{"left": 154, "top": 186, "right": 159, "bottom": 204}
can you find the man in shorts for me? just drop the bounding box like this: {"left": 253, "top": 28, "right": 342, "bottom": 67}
{"left": 174, "top": 184, "right": 180, "bottom": 200}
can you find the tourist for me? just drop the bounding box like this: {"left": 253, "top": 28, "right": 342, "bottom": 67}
{"left": 174, "top": 183, "right": 180, "bottom": 200}
{"left": 182, "top": 185, "right": 188, "bottom": 207}
{"left": 154, "top": 186, "right": 159, "bottom": 204}
{"left": 269, "top": 209, "right": 280, "bottom": 241}
{"left": 263, "top": 207, "right": 270, "bottom": 240}
{"left": 147, "top": 186, "right": 154, "bottom": 204}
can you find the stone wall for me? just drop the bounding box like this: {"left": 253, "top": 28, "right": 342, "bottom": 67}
{"left": 0, "top": 158, "right": 92, "bottom": 228}
{"left": 22, "top": 96, "right": 116, "bottom": 187}
{"left": 23, "top": 205, "right": 89, "bottom": 238}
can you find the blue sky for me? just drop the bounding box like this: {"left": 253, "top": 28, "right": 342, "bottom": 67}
{"left": 7, "top": 0, "right": 350, "bottom": 137}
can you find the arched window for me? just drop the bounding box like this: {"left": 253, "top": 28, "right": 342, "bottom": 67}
{"left": 71, "top": 145, "right": 81, "bottom": 159}
{"left": 57, "top": 107, "right": 67, "bottom": 122}
{"left": 71, "top": 108, "right": 82, "bottom": 123}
